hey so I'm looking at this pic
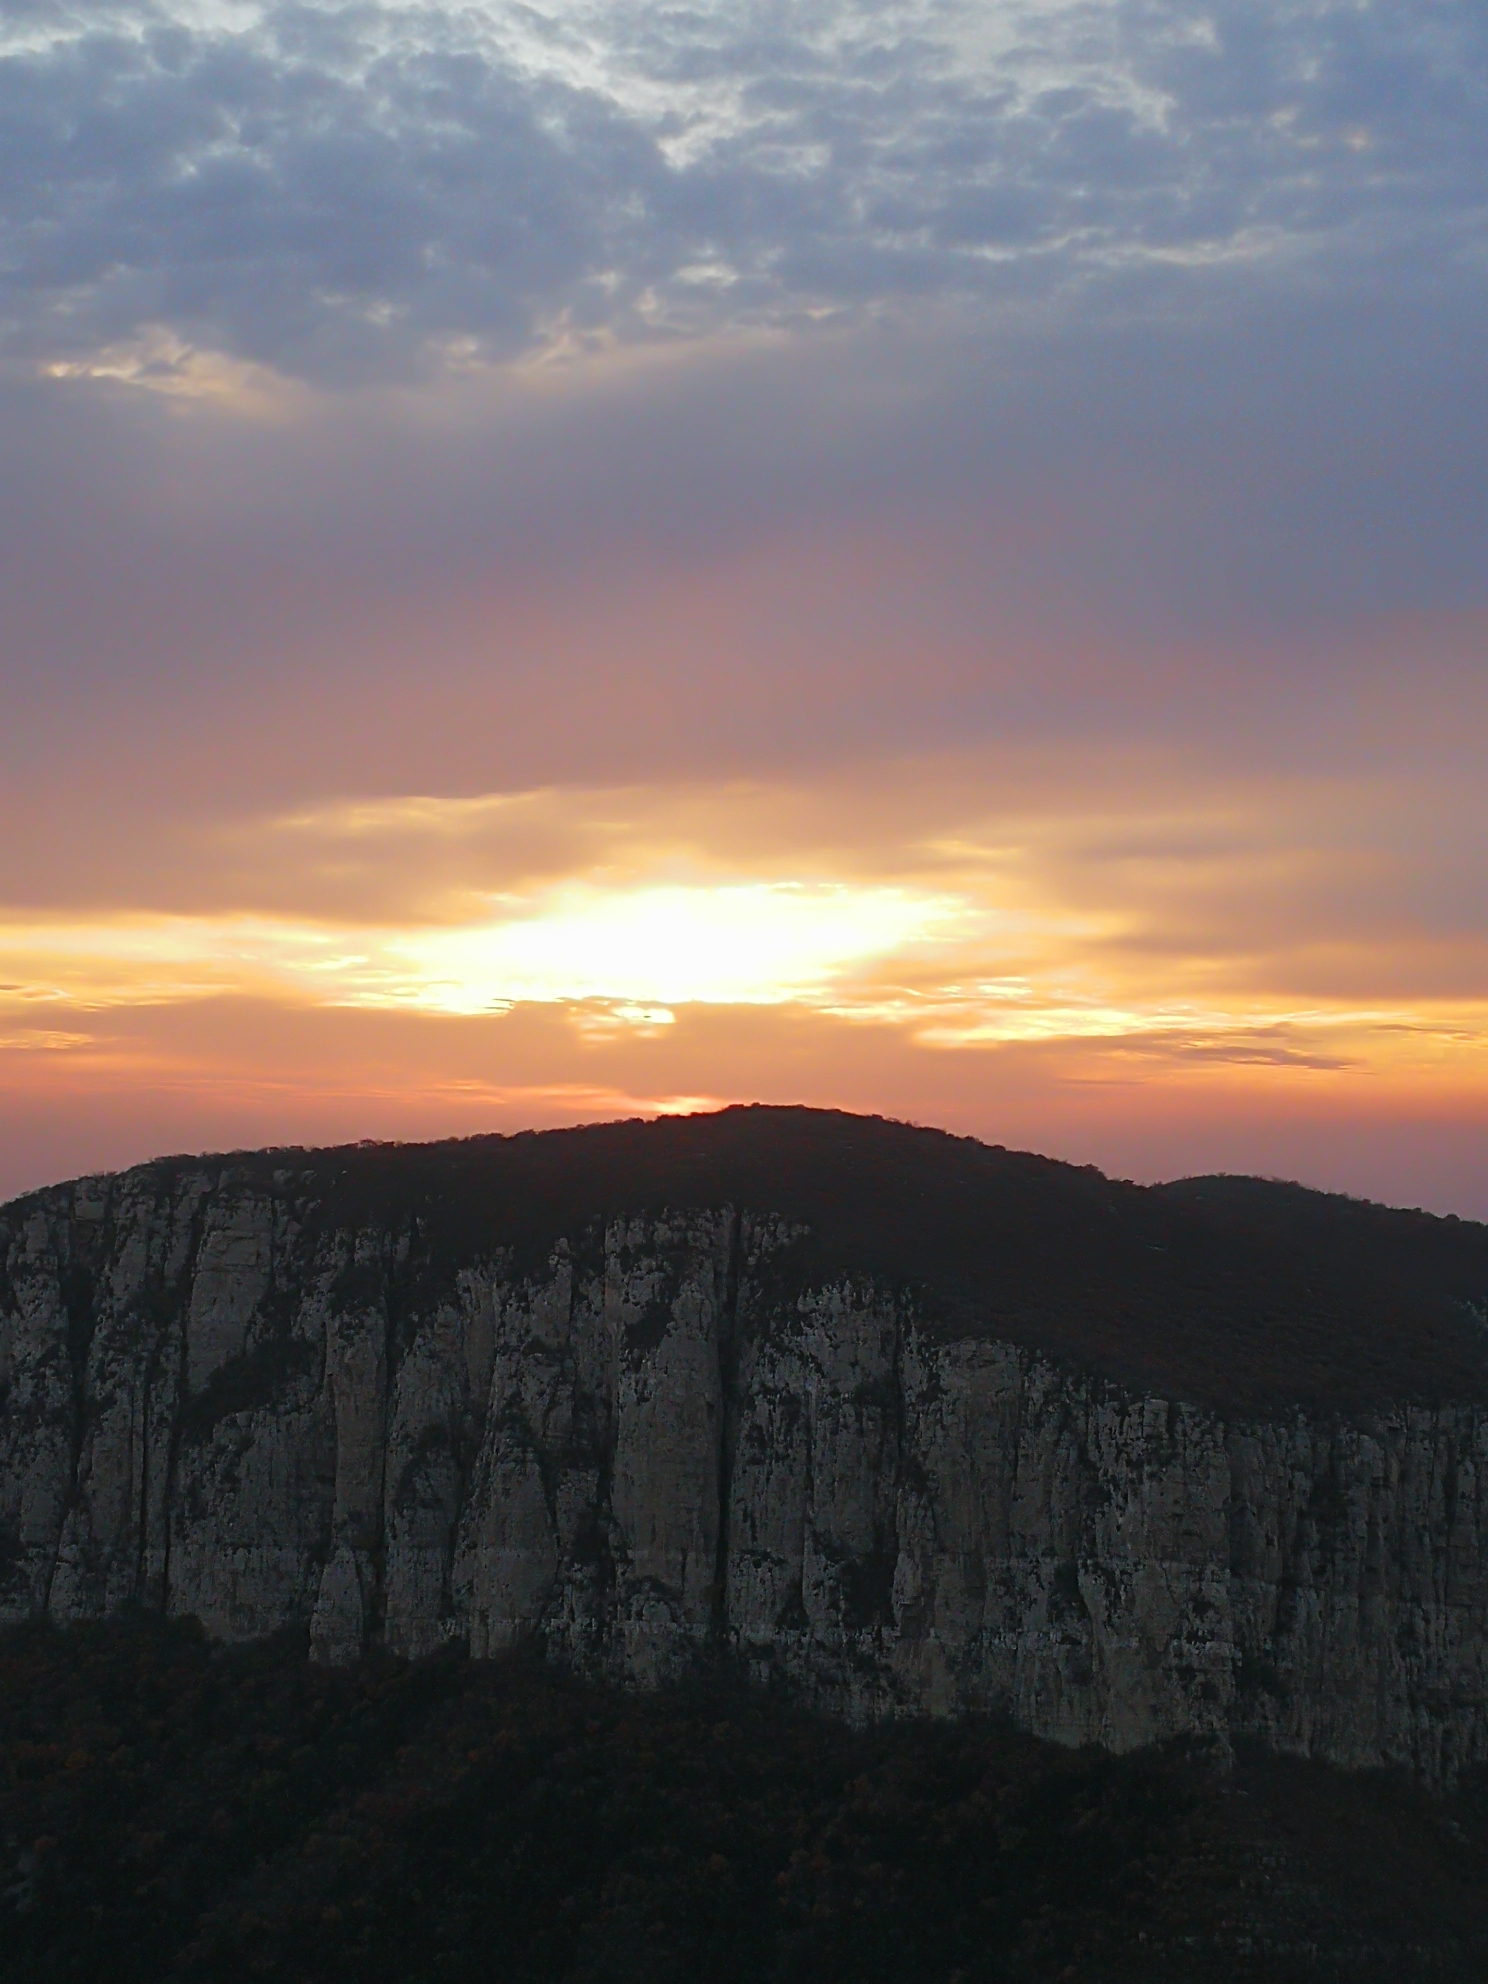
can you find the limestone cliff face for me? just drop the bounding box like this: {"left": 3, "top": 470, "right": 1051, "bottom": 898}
{"left": 3, "top": 1163, "right": 1487, "bottom": 1786}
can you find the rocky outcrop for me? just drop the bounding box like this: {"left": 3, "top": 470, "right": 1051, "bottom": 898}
{"left": 2, "top": 1161, "right": 1487, "bottom": 1785}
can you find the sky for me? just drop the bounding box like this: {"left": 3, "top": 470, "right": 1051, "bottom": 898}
{"left": 2, "top": 0, "right": 1487, "bottom": 1213}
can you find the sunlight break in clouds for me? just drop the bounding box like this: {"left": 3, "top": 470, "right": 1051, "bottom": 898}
{"left": 0, "top": 883, "right": 960, "bottom": 1019}
{"left": 334, "top": 883, "right": 959, "bottom": 1012}
{"left": 3, "top": 829, "right": 1485, "bottom": 1083}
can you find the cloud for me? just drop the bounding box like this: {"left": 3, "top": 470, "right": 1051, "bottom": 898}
{"left": 2, "top": 0, "right": 1485, "bottom": 383}
{"left": 1, "top": 1, "right": 1486, "bottom": 1214}
{"left": 3, "top": 762, "right": 1486, "bottom": 1091}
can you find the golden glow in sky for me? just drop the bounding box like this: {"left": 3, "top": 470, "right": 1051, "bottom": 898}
{"left": 0, "top": 882, "right": 957, "bottom": 1016}
{"left": 4, "top": 771, "right": 1486, "bottom": 1105}
{"left": 370, "top": 882, "right": 959, "bottom": 1012}
{"left": 3, "top": 0, "right": 1487, "bottom": 1218}
{"left": 3, "top": 752, "right": 1486, "bottom": 1213}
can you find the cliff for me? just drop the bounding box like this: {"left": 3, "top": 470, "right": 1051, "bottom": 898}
{"left": 3, "top": 1108, "right": 1487, "bottom": 1785}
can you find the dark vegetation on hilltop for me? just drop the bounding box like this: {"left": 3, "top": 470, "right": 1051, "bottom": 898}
{"left": 33, "top": 1104, "right": 1486, "bottom": 1415}
{"left": 3, "top": 1616, "right": 1488, "bottom": 1984}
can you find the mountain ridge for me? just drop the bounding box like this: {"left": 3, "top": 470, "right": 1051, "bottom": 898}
{"left": 9, "top": 1105, "right": 1484, "bottom": 1416}
{"left": 4, "top": 1106, "right": 1487, "bottom": 1785}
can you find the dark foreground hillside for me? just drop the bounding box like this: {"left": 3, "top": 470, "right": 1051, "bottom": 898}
{"left": 64, "top": 1103, "right": 1488, "bottom": 1412}
{"left": 3, "top": 1618, "right": 1487, "bottom": 1984}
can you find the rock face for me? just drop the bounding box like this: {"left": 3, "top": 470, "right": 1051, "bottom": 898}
{"left": 3, "top": 1158, "right": 1487, "bottom": 1786}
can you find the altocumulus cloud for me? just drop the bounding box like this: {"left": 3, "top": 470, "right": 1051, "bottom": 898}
{"left": 3, "top": 0, "right": 1486, "bottom": 384}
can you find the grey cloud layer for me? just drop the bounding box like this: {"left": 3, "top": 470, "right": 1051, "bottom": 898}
{"left": 3, "top": 0, "right": 1486, "bottom": 379}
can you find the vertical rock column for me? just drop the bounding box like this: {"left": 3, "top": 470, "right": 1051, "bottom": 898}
{"left": 165, "top": 1186, "right": 335, "bottom": 1640}
{"left": 0, "top": 1203, "right": 88, "bottom": 1621}
{"left": 381, "top": 1275, "right": 495, "bottom": 1660}
{"left": 606, "top": 1212, "right": 735, "bottom": 1686}
{"left": 727, "top": 1280, "right": 904, "bottom": 1714}
{"left": 49, "top": 1174, "right": 202, "bottom": 1619}
{"left": 309, "top": 1241, "right": 388, "bottom": 1664}
{"left": 452, "top": 1250, "right": 578, "bottom": 1659}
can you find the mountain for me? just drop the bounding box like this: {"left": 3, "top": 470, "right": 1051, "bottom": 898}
{"left": 3, "top": 1106, "right": 1487, "bottom": 1784}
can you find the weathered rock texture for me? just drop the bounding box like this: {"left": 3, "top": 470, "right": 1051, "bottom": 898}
{"left": 4, "top": 1160, "right": 1487, "bottom": 1786}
